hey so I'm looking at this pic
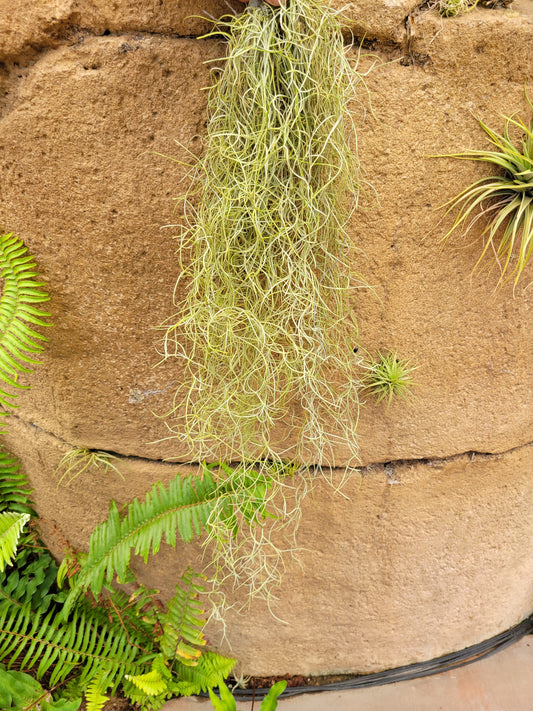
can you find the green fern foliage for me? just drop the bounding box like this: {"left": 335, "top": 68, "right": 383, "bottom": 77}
{"left": 65, "top": 461, "right": 301, "bottom": 615}
{"left": 174, "top": 651, "right": 235, "bottom": 695}
{"left": 0, "top": 511, "right": 30, "bottom": 571}
{"left": 125, "top": 667, "right": 169, "bottom": 697}
{"left": 0, "top": 600, "right": 151, "bottom": 691}
{"left": 63, "top": 467, "right": 221, "bottom": 613}
{"left": 123, "top": 650, "right": 235, "bottom": 706}
{"left": 0, "top": 448, "right": 35, "bottom": 516}
{"left": 0, "top": 233, "right": 51, "bottom": 422}
{"left": 158, "top": 568, "right": 207, "bottom": 664}
{"left": 84, "top": 676, "right": 110, "bottom": 711}
{"left": 0, "top": 453, "right": 234, "bottom": 708}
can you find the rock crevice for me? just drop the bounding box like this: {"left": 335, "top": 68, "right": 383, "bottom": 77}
{"left": 7, "top": 411, "right": 533, "bottom": 474}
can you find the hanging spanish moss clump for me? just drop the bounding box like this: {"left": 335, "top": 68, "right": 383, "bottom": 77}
{"left": 164, "top": 0, "right": 364, "bottom": 476}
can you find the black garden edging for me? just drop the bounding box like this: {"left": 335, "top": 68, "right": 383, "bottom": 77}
{"left": 229, "top": 615, "right": 533, "bottom": 700}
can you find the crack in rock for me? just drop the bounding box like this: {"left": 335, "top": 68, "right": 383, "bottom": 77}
{"left": 5, "top": 411, "right": 532, "bottom": 473}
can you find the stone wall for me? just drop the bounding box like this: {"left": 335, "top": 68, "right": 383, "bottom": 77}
{"left": 0, "top": 0, "right": 532, "bottom": 676}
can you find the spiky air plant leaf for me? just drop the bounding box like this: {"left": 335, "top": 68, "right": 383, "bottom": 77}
{"left": 362, "top": 351, "right": 417, "bottom": 408}
{"left": 0, "top": 233, "right": 51, "bottom": 429}
{"left": 440, "top": 102, "right": 533, "bottom": 289}
{"left": 163, "top": 0, "right": 365, "bottom": 475}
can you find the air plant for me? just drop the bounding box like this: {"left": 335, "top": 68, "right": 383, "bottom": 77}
{"left": 163, "top": 0, "right": 365, "bottom": 477}
{"left": 362, "top": 351, "right": 417, "bottom": 408}
{"left": 430, "top": 0, "right": 510, "bottom": 17}
{"left": 441, "top": 99, "right": 533, "bottom": 288}
{"left": 433, "top": 0, "right": 478, "bottom": 17}
{"left": 55, "top": 447, "right": 123, "bottom": 487}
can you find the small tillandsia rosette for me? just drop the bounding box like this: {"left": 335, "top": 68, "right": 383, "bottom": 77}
{"left": 362, "top": 350, "right": 417, "bottom": 408}
{"left": 440, "top": 95, "right": 533, "bottom": 290}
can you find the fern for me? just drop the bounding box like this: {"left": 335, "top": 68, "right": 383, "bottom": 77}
{"left": 64, "top": 463, "right": 284, "bottom": 614}
{"left": 158, "top": 568, "right": 207, "bottom": 664}
{"left": 0, "top": 551, "right": 63, "bottom": 616}
{"left": 64, "top": 466, "right": 227, "bottom": 612}
{"left": 0, "top": 233, "right": 51, "bottom": 423}
{"left": 84, "top": 676, "right": 110, "bottom": 711}
{"left": 174, "top": 651, "right": 235, "bottom": 694}
{"left": 0, "top": 449, "right": 35, "bottom": 516}
{"left": 77, "top": 585, "right": 161, "bottom": 652}
{"left": 0, "top": 454, "right": 234, "bottom": 707}
{"left": 125, "top": 668, "right": 169, "bottom": 697}
{"left": 0, "top": 511, "right": 30, "bottom": 571}
{"left": 0, "top": 599, "right": 153, "bottom": 692}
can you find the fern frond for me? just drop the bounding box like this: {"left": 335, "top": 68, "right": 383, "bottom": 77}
{"left": 84, "top": 675, "right": 110, "bottom": 711}
{"left": 125, "top": 668, "right": 169, "bottom": 697}
{"left": 121, "top": 679, "right": 168, "bottom": 711}
{"left": 0, "top": 543, "right": 63, "bottom": 613}
{"left": 158, "top": 568, "right": 207, "bottom": 664}
{"left": 0, "top": 233, "right": 51, "bottom": 419}
{"left": 65, "top": 463, "right": 286, "bottom": 614}
{"left": 175, "top": 651, "right": 235, "bottom": 694}
{"left": 0, "top": 600, "right": 151, "bottom": 692}
{"left": 77, "top": 585, "right": 161, "bottom": 651}
{"left": 64, "top": 467, "right": 223, "bottom": 612}
{"left": 0, "top": 449, "right": 35, "bottom": 516}
{"left": 0, "top": 511, "right": 30, "bottom": 571}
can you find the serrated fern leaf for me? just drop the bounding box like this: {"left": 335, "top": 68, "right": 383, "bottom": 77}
{"left": 84, "top": 676, "right": 110, "bottom": 711}
{"left": 0, "top": 449, "right": 34, "bottom": 516}
{"left": 0, "top": 511, "right": 30, "bottom": 571}
{"left": 0, "top": 233, "right": 51, "bottom": 419}
{"left": 121, "top": 679, "right": 168, "bottom": 711}
{"left": 125, "top": 669, "right": 169, "bottom": 696}
{"left": 76, "top": 585, "right": 160, "bottom": 651}
{"left": 175, "top": 651, "right": 235, "bottom": 694}
{"left": 0, "top": 550, "right": 62, "bottom": 613}
{"left": 158, "top": 568, "right": 207, "bottom": 664}
{"left": 0, "top": 601, "right": 150, "bottom": 691}
{"left": 64, "top": 468, "right": 223, "bottom": 613}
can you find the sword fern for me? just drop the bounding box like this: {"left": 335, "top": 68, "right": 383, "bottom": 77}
{"left": 0, "top": 233, "right": 51, "bottom": 426}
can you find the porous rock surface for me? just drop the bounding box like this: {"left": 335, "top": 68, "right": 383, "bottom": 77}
{"left": 0, "top": 0, "right": 532, "bottom": 675}
{"left": 4, "top": 416, "right": 533, "bottom": 675}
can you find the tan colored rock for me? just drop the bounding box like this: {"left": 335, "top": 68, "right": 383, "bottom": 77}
{"left": 0, "top": 34, "right": 218, "bottom": 460}
{"left": 0, "top": 0, "right": 74, "bottom": 60}
{"left": 81, "top": 0, "right": 421, "bottom": 44}
{"left": 3, "top": 415, "right": 533, "bottom": 675}
{"left": 332, "top": 0, "right": 420, "bottom": 43}
{"left": 0, "top": 0, "right": 422, "bottom": 64}
{"left": 72, "top": 0, "right": 232, "bottom": 39}
{"left": 1, "top": 0, "right": 526, "bottom": 65}
{"left": 350, "top": 2, "right": 533, "bottom": 464}
{"left": 0, "top": 3, "right": 532, "bottom": 677}
{"left": 408, "top": 0, "right": 533, "bottom": 74}
{"left": 1, "top": 14, "right": 532, "bottom": 465}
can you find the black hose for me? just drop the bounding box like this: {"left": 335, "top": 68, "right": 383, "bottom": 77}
{"left": 230, "top": 615, "right": 533, "bottom": 700}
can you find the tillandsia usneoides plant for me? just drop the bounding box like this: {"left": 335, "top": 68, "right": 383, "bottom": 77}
{"left": 163, "top": 0, "right": 365, "bottom": 478}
